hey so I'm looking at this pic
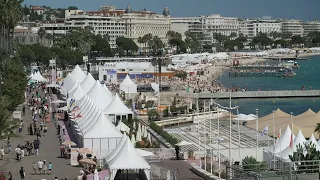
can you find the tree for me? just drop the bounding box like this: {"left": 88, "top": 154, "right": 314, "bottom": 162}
{"left": 184, "top": 31, "right": 204, "bottom": 53}
{"left": 149, "top": 35, "right": 164, "bottom": 55}
{"left": 137, "top": 37, "right": 145, "bottom": 55}
{"left": 29, "top": 44, "right": 52, "bottom": 66}
{"left": 274, "top": 39, "right": 289, "bottom": 48}
{"left": 0, "top": 102, "right": 21, "bottom": 140}
{"left": 22, "top": 4, "right": 30, "bottom": 16}
{"left": 68, "top": 6, "right": 78, "bottom": 10}
{"left": 2, "top": 56, "right": 27, "bottom": 111}
{"left": 291, "top": 35, "right": 305, "bottom": 47}
{"left": 251, "top": 32, "right": 273, "bottom": 49}
{"left": 91, "top": 34, "right": 111, "bottom": 57}
{"left": 18, "top": 44, "right": 36, "bottom": 66}
{"left": 116, "top": 37, "right": 138, "bottom": 56}
{"left": 142, "top": 33, "right": 153, "bottom": 55}
{"left": 37, "top": 28, "right": 47, "bottom": 45}
{"left": 289, "top": 143, "right": 320, "bottom": 173}
{"left": 242, "top": 156, "right": 267, "bottom": 172}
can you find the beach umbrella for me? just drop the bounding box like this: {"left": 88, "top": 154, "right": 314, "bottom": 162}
{"left": 143, "top": 126, "right": 148, "bottom": 138}
{"left": 79, "top": 159, "right": 97, "bottom": 165}
{"left": 141, "top": 125, "right": 145, "bottom": 138}
{"left": 61, "top": 140, "right": 77, "bottom": 146}
{"left": 77, "top": 148, "right": 93, "bottom": 154}
{"left": 131, "top": 133, "right": 136, "bottom": 146}
{"left": 137, "top": 125, "right": 142, "bottom": 142}
{"left": 133, "top": 121, "right": 136, "bottom": 130}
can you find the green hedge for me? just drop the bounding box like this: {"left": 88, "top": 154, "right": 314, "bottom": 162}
{"left": 150, "top": 122, "right": 178, "bottom": 146}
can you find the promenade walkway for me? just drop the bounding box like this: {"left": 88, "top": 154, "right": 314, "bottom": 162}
{"left": 0, "top": 90, "right": 79, "bottom": 179}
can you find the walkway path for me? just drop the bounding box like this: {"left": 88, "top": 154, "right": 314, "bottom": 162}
{"left": 0, "top": 89, "right": 79, "bottom": 179}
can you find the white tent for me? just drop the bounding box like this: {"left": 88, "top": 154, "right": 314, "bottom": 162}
{"left": 80, "top": 110, "right": 123, "bottom": 157}
{"left": 131, "top": 134, "right": 136, "bottom": 145}
{"left": 150, "top": 83, "right": 159, "bottom": 92}
{"left": 269, "top": 126, "right": 294, "bottom": 153}
{"left": 80, "top": 73, "right": 96, "bottom": 94}
{"left": 71, "top": 86, "right": 86, "bottom": 101}
{"left": 103, "top": 94, "right": 133, "bottom": 115}
{"left": 61, "top": 73, "right": 76, "bottom": 92}
{"left": 106, "top": 135, "right": 150, "bottom": 180}
{"left": 70, "top": 65, "right": 87, "bottom": 84}
{"left": 88, "top": 81, "right": 113, "bottom": 110}
{"left": 120, "top": 75, "right": 137, "bottom": 93}
{"left": 277, "top": 130, "right": 306, "bottom": 161}
{"left": 102, "top": 84, "right": 113, "bottom": 96}
{"left": 116, "top": 121, "right": 130, "bottom": 134}
{"left": 31, "top": 71, "right": 47, "bottom": 82}
{"left": 306, "top": 134, "right": 320, "bottom": 151}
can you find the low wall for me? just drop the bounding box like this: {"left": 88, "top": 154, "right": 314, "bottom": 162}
{"left": 193, "top": 90, "right": 320, "bottom": 99}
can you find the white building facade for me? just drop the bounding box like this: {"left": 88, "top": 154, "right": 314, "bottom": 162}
{"left": 170, "top": 17, "right": 203, "bottom": 40}
{"left": 303, "top": 21, "right": 320, "bottom": 36}
{"left": 281, "top": 19, "right": 304, "bottom": 36}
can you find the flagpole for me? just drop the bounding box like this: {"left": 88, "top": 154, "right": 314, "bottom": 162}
{"left": 204, "top": 101, "right": 207, "bottom": 171}
{"left": 209, "top": 102, "right": 213, "bottom": 174}
{"left": 256, "top": 109, "right": 259, "bottom": 160}
{"left": 229, "top": 91, "right": 232, "bottom": 165}
{"left": 197, "top": 99, "right": 201, "bottom": 168}
{"left": 237, "top": 106, "right": 240, "bottom": 162}
{"left": 217, "top": 103, "right": 221, "bottom": 177}
{"left": 272, "top": 110, "right": 275, "bottom": 169}
{"left": 290, "top": 112, "right": 293, "bottom": 154}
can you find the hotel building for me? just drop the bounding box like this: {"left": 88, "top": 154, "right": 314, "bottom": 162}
{"left": 303, "top": 21, "right": 320, "bottom": 36}
{"left": 281, "top": 19, "right": 304, "bottom": 36}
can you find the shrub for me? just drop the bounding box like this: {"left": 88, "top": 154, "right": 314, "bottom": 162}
{"left": 150, "top": 122, "right": 178, "bottom": 146}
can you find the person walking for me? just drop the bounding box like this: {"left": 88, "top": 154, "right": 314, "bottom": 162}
{"left": 37, "top": 160, "right": 43, "bottom": 174}
{"left": 43, "top": 160, "right": 48, "bottom": 175}
{"left": 48, "top": 162, "right": 53, "bottom": 174}
{"left": 19, "top": 167, "right": 25, "bottom": 180}
{"left": 32, "top": 162, "right": 37, "bottom": 175}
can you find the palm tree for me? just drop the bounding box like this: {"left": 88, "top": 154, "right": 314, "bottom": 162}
{"left": 314, "top": 123, "right": 320, "bottom": 136}
{"left": 37, "top": 28, "right": 47, "bottom": 45}
{"left": 137, "top": 37, "right": 144, "bottom": 55}
{"left": 0, "top": 102, "right": 21, "bottom": 141}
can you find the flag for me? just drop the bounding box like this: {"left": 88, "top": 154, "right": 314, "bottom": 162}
{"left": 261, "top": 125, "right": 268, "bottom": 137}
{"left": 290, "top": 134, "right": 293, "bottom": 149}
{"left": 186, "top": 86, "right": 190, "bottom": 93}
{"left": 72, "top": 105, "right": 80, "bottom": 111}
{"left": 60, "top": 81, "right": 64, "bottom": 87}
{"left": 276, "top": 129, "right": 281, "bottom": 143}
{"left": 75, "top": 114, "right": 82, "bottom": 118}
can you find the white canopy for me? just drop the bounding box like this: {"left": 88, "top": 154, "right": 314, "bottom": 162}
{"left": 46, "top": 83, "right": 60, "bottom": 88}
{"left": 87, "top": 80, "right": 113, "bottom": 110}
{"left": 104, "top": 94, "right": 133, "bottom": 115}
{"left": 31, "top": 71, "right": 47, "bottom": 82}
{"left": 70, "top": 65, "right": 87, "bottom": 84}
{"left": 150, "top": 83, "right": 159, "bottom": 92}
{"left": 82, "top": 111, "right": 122, "bottom": 138}
{"left": 62, "top": 73, "right": 76, "bottom": 93}
{"left": 120, "top": 75, "right": 137, "bottom": 93}
{"left": 102, "top": 84, "right": 113, "bottom": 96}
{"left": 80, "top": 73, "right": 96, "bottom": 94}
{"left": 71, "top": 86, "right": 86, "bottom": 101}
{"left": 277, "top": 130, "right": 306, "bottom": 161}
{"left": 116, "top": 121, "right": 130, "bottom": 134}
{"left": 136, "top": 149, "right": 154, "bottom": 157}
{"left": 51, "top": 99, "right": 66, "bottom": 104}
{"left": 270, "top": 126, "right": 294, "bottom": 153}
{"left": 107, "top": 135, "right": 150, "bottom": 180}
{"left": 233, "top": 114, "right": 257, "bottom": 121}
{"left": 306, "top": 134, "right": 320, "bottom": 151}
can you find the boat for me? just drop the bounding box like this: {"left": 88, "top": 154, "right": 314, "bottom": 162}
{"left": 281, "top": 60, "right": 300, "bottom": 68}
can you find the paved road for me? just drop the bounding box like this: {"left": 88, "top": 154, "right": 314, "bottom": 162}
{"left": 0, "top": 90, "right": 79, "bottom": 180}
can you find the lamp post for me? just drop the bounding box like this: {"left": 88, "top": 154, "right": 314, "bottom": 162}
{"left": 229, "top": 91, "right": 232, "bottom": 166}
{"left": 256, "top": 109, "right": 259, "bottom": 160}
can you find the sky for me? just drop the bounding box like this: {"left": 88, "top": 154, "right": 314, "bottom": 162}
{"left": 24, "top": 0, "right": 320, "bottom": 21}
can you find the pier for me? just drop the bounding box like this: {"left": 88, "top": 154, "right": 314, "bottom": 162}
{"left": 191, "top": 90, "right": 320, "bottom": 99}
{"left": 229, "top": 65, "right": 285, "bottom": 77}
{"left": 266, "top": 56, "right": 307, "bottom": 60}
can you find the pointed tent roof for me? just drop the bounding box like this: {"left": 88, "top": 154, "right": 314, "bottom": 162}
{"left": 82, "top": 111, "right": 122, "bottom": 138}
{"left": 87, "top": 81, "right": 113, "bottom": 110}
{"left": 71, "top": 86, "right": 86, "bottom": 101}
{"left": 62, "top": 73, "right": 76, "bottom": 92}
{"left": 31, "top": 71, "right": 47, "bottom": 82}
{"left": 80, "top": 73, "right": 96, "bottom": 94}
{"left": 306, "top": 134, "right": 320, "bottom": 151}
{"left": 70, "top": 65, "right": 87, "bottom": 83}
{"left": 247, "top": 108, "right": 291, "bottom": 132}
{"left": 102, "top": 84, "right": 113, "bottom": 96}
{"left": 104, "top": 94, "right": 133, "bottom": 115}
{"left": 121, "top": 75, "right": 135, "bottom": 86}
{"left": 271, "top": 125, "right": 293, "bottom": 153}
{"left": 107, "top": 135, "right": 150, "bottom": 170}
{"left": 116, "top": 121, "right": 130, "bottom": 134}
{"left": 277, "top": 130, "right": 306, "bottom": 160}
{"left": 295, "top": 112, "right": 320, "bottom": 127}
{"left": 105, "top": 135, "right": 127, "bottom": 162}
{"left": 295, "top": 108, "right": 315, "bottom": 121}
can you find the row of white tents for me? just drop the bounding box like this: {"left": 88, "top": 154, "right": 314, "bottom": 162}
{"left": 264, "top": 126, "right": 320, "bottom": 162}
{"left": 28, "top": 71, "right": 48, "bottom": 84}
{"left": 60, "top": 65, "right": 150, "bottom": 180}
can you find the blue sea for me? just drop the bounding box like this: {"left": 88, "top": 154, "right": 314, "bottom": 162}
{"left": 216, "top": 55, "right": 320, "bottom": 116}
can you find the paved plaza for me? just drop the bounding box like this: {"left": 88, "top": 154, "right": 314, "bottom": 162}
{"left": 0, "top": 92, "right": 79, "bottom": 179}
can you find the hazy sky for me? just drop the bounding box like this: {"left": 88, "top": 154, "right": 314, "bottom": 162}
{"left": 24, "top": 0, "right": 319, "bottom": 21}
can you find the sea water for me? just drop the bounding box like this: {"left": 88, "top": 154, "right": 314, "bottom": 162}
{"left": 217, "top": 55, "right": 320, "bottom": 116}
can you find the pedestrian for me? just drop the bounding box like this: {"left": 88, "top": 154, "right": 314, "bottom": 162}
{"left": 8, "top": 172, "right": 12, "bottom": 180}
{"left": 37, "top": 160, "right": 43, "bottom": 174}
{"left": 48, "top": 162, "right": 52, "bottom": 174}
{"left": 43, "top": 160, "right": 48, "bottom": 174}
{"left": 33, "top": 162, "right": 37, "bottom": 174}
{"left": 55, "top": 177, "right": 58, "bottom": 180}
{"left": 19, "top": 167, "right": 25, "bottom": 180}
{"left": 43, "top": 125, "right": 47, "bottom": 135}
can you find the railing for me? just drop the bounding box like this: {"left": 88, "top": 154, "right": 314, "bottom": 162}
{"left": 139, "top": 148, "right": 175, "bottom": 160}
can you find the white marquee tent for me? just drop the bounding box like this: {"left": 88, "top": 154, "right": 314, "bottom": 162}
{"left": 306, "top": 134, "right": 320, "bottom": 151}
{"left": 276, "top": 130, "right": 306, "bottom": 161}
{"left": 116, "top": 121, "right": 130, "bottom": 134}
{"left": 102, "top": 84, "right": 113, "bottom": 96}
{"left": 80, "top": 73, "right": 96, "bottom": 94}
{"left": 31, "top": 71, "right": 47, "bottom": 82}
{"left": 268, "top": 126, "right": 294, "bottom": 153}
{"left": 106, "top": 135, "right": 150, "bottom": 180}
{"left": 120, "top": 75, "right": 137, "bottom": 93}
{"left": 104, "top": 94, "right": 133, "bottom": 115}
{"left": 70, "top": 65, "right": 87, "bottom": 84}
{"left": 87, "top": 80, "right": 113, "bottom": 110}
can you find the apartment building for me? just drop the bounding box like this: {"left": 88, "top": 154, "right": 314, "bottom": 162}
{"left": 281, "top": 19, "right": 304, "bottom": 36}
{"left": 303, "top": 21, "right": 320, "bottom": 36}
